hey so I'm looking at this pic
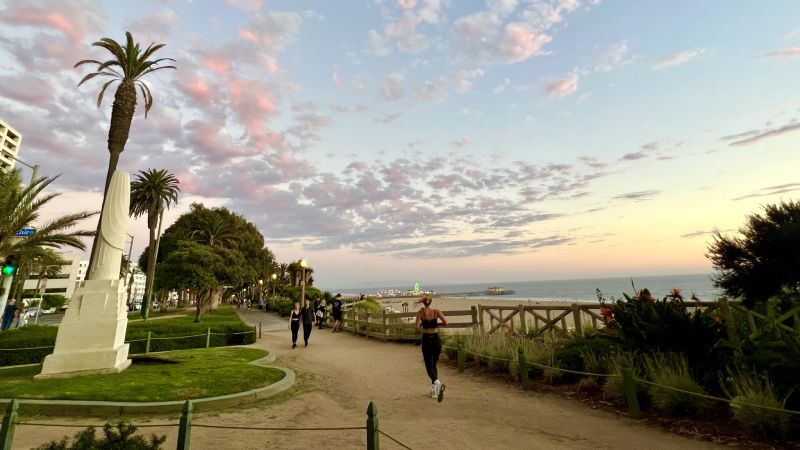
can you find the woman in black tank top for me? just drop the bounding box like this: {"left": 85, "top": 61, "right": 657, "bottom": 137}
{"left": 415, "top": 294, "right": 449, "bottom": 402}
{"left": 288, "top": 302, "right": 301, "bottom": 349}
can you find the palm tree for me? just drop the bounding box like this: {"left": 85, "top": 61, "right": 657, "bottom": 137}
{"left": 190, "top": 216, "right": 243, "bottom": 249}
{"left": 75, "top": 32, "right": 176, "bottom": 278}
{"left": 0, "top": 169, "right": 96, "bottom": 259}
{"left": 129, "top": 169, "right": 180, "bottom": 320}
{"left": 25, "top": 249, "right": 67, "bottom": 303}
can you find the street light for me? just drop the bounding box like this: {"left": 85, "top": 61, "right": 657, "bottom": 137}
{"left": 4, "top": 153, "right": 40, "bottom": 185}
{"left": 271, "top": 273, "right": 277, "bottom": 305}
{"left": 299, "top": 259, "right": 307, "bottom": 306}
{"left": 258, "top": 279, "right": 263, "bottom": 305}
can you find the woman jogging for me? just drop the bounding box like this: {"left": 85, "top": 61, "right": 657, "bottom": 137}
{"left": 288, "top": 302, "right": 301, "bottom": 349}
{"left": 415, "top": 294, "right": 448, "bottom": 402}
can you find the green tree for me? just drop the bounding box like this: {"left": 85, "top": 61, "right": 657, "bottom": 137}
{"left": 0, "top": 169, "right": 96, "bottom": 260}
{"left": 707, "top": 200, "right": 800, "bottom": 308}
{"left": 42, "top": 294, "right": 69, "bottom": 311}
{"left": 129, "top": 169, "right": 180, "bottom": 318}
{"left": 190, "top": 215, "right": 243, "bottom": 248}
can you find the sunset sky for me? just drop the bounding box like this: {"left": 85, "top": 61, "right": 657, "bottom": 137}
{"left": 0, "top": 0, "right": 798, "bottom": 288}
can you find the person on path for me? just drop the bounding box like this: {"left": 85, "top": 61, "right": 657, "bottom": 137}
{"left": 288, "top": 302, "right": 301, "bottom": 349}
{"left": 301, "top": 299, "right": 315, "bottom": 347}
{"left": 16, "top": 308, "right": 30, "bottom": 328}
{"left": 415, "top": 294, "right": 448, "bottom": 402}
{"left": 1, "top": 300, "right": 17, "bottom": 331}
{"left": 315, "top": 299, "right": 327, "bottom": 329}
{"left": 331, "top": 294, "right": 343, "bottom": 332}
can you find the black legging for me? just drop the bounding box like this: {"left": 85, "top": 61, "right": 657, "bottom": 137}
{"left": 303, "top": 322, "right": 313, "bottom": 345}
{"left": 291, "top": 322, "right": 300, "bottom": 343}
{"left": 421, "top": 333, "right": 441, "bottom": 383}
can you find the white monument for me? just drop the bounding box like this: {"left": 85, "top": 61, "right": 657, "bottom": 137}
{"left": 37, "top": 171, "right": 132, "bottom": 378}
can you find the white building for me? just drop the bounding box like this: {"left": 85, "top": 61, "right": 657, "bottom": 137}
{"left": 129, "top": 270, "right": 147, "bottom": 304}
{"left": 22, "top": 252, "right": 82, "bottom": 299}
{"left": 0, "top": 117, "right": 22, "bottom": 172}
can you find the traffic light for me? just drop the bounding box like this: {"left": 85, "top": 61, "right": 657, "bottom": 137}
{"left": 2, "top": 255, "right": 17, "bottom": 276}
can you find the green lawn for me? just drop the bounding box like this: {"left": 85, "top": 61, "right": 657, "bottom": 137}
{"left": 0, "top": 348, "right": 282, "bottom": 402}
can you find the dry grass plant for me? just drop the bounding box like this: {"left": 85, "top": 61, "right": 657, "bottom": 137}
{"left": 722, "top": 367, "right": 794, "bottom": 436}
{"left": 644, "top": 353, "right": 710, "bottom": 416}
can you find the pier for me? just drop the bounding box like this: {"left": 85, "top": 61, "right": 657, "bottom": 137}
{"left": 436, "top": 289, "right": 516, "bottom": 297}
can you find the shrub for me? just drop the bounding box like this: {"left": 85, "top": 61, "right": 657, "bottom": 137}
{"left": 604, "top": 354, "right": 647, "bottom": 401}
{"left": 355, "top": 298, "right": 382, "bottom": 313}
{"left": 42, "top": 294, "right": 69, "bottom": 310}
{"left": 554, "top": 335, "right": 614, "bottom": 381}
{"left": 0, "top": 325, "right": 57, "bottom": 366}
{"left": 644, "top": 353, "right": 710, "bottom": 416}
{"left": 722, "top": 367, "right": 793, "bottom": 435}
{"left": 35, "top": 421, "right": 166, "bottom": 450}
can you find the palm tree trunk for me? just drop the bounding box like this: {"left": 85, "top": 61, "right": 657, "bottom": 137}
{"left": 86, "top": 81, "right": 137, "bottom": 280}
{"left": 144, "top": 209, "right": 164, "bottom": 320}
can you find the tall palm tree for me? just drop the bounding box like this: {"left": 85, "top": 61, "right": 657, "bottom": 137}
{"left": 129, "top": 169, "right": 180, "bottom": 319}
{"left": 190, "top": 216, "right": 243, "bottom": 249}
{"left": 75, "top": 32, "right": 176, "bottom": 278}
{"left": 0, "top": 169, "right": 96, "bottom": 259}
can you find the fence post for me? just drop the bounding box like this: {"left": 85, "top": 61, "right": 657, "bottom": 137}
{"left": 718, "top": 298, "right": 742, "bottom": 357}
{"left": 571, "top": 304, "right": 583, "bottom": 338}
{"left": 259, "top": 321, "right": 262, "bottom": 339}
{"left": 382, "top": 310, "right": 387, "bottom": 342}
{"left": 518, "top": 346, "right": 530, "bottom": 391}
{"left": 351, "top": 309, "right": 356, "bottom": 335}
{"left": 518, "top": 304, "right": 527, "bottom": 335}
{"left": 0, "top": 399, "right": 18, "bottom": 450}
{"left": 206, "top": 327, "right": 211, "bottom": 349}
{"left": 471, "top": 306, "right": 477, "bottom": 332}
{"left": 176, "top": 400, "right": 192, "bottom": 450}
{"left": 457, "top": 343, "right": 465, "bottom": 373}
{"left": 621, "top": 358, "right": 641, "bottom": 419}
{"left": 478, "top": 305, "right": 485, "bottom": 335}
{"left": 366, "top": 401, "right": 379, "bottom": 450}
{"left": 365, "top": 312, "right": 370, "bottom": 340}
{"left": 145, "top": 331, "right": 151, "bottom": 355}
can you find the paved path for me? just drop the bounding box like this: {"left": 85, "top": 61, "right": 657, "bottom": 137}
{"left": 236, "top": 306, "right": 288, "bottom": 331}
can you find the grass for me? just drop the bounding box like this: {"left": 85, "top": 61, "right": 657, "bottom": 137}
{"left": 644, "top": 353, "right": 710, "bottom": 416}
{"left": 0, "top": 347, "right": 283, "bottom": 402}
{"left": 722, "top": 367, "right": 793, "bottom": 435}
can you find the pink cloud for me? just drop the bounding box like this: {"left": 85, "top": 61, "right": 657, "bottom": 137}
{"left": 224, "top": 0, "right": 264, "bottom": 12}
{"left": 544, "top": 73, "right": 578, "bottom": 98}
{"left": 238, "top": 28, "right": 258, "bottom": 42}
{"left": 497, "top": 23, "right": 552, "bottom": 64}
{"left": 200, "top": 51, "right": 233, "bottom": 75}
{"left": 0, "top": 75, "right": 54, "bottom": 108}
{"left": 333, "top": 72, "right": 342, "bottom": 87}
{"left": 756, "top": 47, "right": 800, "bottom": 58}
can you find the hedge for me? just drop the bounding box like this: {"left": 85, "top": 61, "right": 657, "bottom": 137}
{"left": 0, "top": 307, "right": 255, "bottom": 367}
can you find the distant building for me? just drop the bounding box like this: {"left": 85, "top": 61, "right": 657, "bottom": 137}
{"left": 0, "top": 117, "right": 22, "bottom": 173}
{"left": 129, "top": 269, "right": 146, "bottom": 304}
{"left": 22, "top": 252, "right": 82, "bottom": 300}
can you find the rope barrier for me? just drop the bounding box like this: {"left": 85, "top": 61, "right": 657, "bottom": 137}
{"left": 192, "top": 424, "right": 366, "bottom": 431}
{"left": 379, "top": 430, "right": 414, "bottom": 449}
{"left": 0, "top": 345, "right": 54, "bottom": 351}
{"left": 0, "top": 331, "right": 255, "bottom": 353}
{"left": 148, "top": 333, "right": 207, "bottom": 341}
{"left": 17, "top": 423, "right": 178, "bottom": 428}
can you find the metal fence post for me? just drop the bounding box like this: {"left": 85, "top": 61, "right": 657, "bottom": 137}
{"left": 518, "top": 346, "right": 530, "bottom": 391}
{"left": 145, "top": 331, "right": 151, "bottom": 355}
{"left": 0, "top": 399, "right": 18, "bottom": 450}
{"left": 621, "top": 358, "right": 641, "bottom": 419}
{"left": 457, "top": 343, "right": 465, "bottom": 373}
{"left": 259, "top": 321, "right": 262, "bottom": 339}
{"left": 176, "top": 400, "right": 192, "bottom": 450}
{"left": 366, "top": 401, "right": 379, "bottom": 450}
{"left": 206, "top": 327, "right": 211, "bottom": 348}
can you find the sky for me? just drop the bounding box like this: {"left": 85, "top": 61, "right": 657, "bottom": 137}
{"left": 0, "top": 0, "right": 799, "bottom": 289}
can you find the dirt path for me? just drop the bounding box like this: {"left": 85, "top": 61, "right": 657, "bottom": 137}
{"left": 11, "top": 309, "right": 724, "bottom": 450}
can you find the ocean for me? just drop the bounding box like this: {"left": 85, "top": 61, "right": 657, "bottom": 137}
{"left": 332, "top": 273, "right": 721, "bottom": 303}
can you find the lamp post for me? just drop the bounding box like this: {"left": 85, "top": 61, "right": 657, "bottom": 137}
{"left": 271, "top": 273, "right": 277, "bottom": 305}
{"left": 299, "top": 259, "right": 307, "bottom": 306}
{"left": 258, "top": 279, "right": 263, "bottom": 306}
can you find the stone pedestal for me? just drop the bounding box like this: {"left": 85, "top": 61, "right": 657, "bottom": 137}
{"left": 36, "top": 275, "right": 131, "bottom": 378}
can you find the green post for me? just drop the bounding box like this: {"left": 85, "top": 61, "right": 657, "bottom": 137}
{"left": 718, "top": 297, "right": 743, "bottom": 357}
{"left": 621, "top": 358, "right": 641, "bottom": 419}
{"left": 176, "top": 400, "right": 192, "bottom": 450}
{"left": 366, "top": 401, "right": 379, "bottom": 450}
{"left": 145, "top": 331, "right": 151, "bottom": 355}
{"left": 457, "top": 344, "right": 465, "bottom": 373}
{"left": 259, "top": 321, "right": 262, "bottom": 339}
{"left": 206, "top": 327, "right": 211, "bottom": 348}
{"left": 0, "top": 399, "right": 18, "bottom": 450}
{"left": 518, "top": 346, "right": 530, "bottom": 391}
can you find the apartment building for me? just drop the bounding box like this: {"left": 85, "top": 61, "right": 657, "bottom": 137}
{"left": 22, "top": 252, "right": 82, "bottom": 299}
{"left": 0, "top": 117, "right": 22, "bottom": 172}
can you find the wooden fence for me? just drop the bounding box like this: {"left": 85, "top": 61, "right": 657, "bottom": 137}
{"left": 325, "top": 300, "right": 800, "bottom": 342}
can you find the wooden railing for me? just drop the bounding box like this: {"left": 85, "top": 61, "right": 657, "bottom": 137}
{"left": 324, "top": 300, "right": 800, "bottom": 342}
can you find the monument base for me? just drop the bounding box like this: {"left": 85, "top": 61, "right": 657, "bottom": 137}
{"left": 37, "top": 279, "right": 131, "bottom": 379}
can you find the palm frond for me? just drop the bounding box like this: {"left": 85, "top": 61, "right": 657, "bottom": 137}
{"left": 97, "top": 79, "right": 118, "bottom": 107}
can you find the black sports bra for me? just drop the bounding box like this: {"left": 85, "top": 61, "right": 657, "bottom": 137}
{"left": 420, "top": 309, "right": 438, "bottom": 329}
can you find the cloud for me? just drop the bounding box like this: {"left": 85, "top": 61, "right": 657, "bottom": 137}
{"left": 224, "top": 0, "right": 264, "bottom": 11}
{"left": 525, "top": 115, "right": 535, "bottom": 125}
{"left": 413, "top": 76, "right": 449, "bottom": 101}
{"left": 755, "top": 47, "right": 800, "bottom": 58}
{"left": 576, "top": 91, "right": 592, "bottom": 105}
{"left": 377, "top": 111, "right": 403, "bottom": 124}
{"left": 453, "top": 69, "right": 485, "bottom": 92}
{"left": 544, "top": 73, "right": 578, "bottom": 98}
{"left": 125, "top": 9, "right": 181, "bottom": 41}
{"left": 733, "top": 183, "right": 800, "bottom": 201}
{"left": 652, "top": 49, "right": 703, "bottom": 70}
{"left": 332, "top": 72, "right": 342, "bottom": 87}
{"left": 355, "top": 104, "right": 371, "bottom": 113}
{"left": 450, "top": 136, "right": 472, "bottom": 148}
{"left": 728, "top": 122, "right": 800, "bottom": 147}
{"left": 594, "top": 40, "right": 627, "bottom": 71}
{"left": 0, "top": 74, "right": 54, "bottom": 108}
{"left": 329, "top": 104, "right": 348, "bottom": 115}
{"left": 366, "top": 0, "right": 442, "bottom": 56}
{"left": 350, "top": 72, "right": 368, "bottom": 94}
{"left": 378, "top": 72, "right": 405, "bottom": 101}
{"left": 612, "top": 190, "right": 660, "bottom": 201}
{"left": 493, "top": 85, "right": 505, "bottom": 93}
{"left": 367, "top": 29, "right": 393, "bottom": 56}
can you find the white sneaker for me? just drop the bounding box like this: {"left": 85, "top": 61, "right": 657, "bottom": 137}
{"left": 430, "top": 384, "right": 437, "bottom": 399}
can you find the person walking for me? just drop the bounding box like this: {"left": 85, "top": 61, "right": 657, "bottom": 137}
{"left": 301, "top": 299, "right": 315, "bottom": 347}
{"left": 288, "top": 302, "right": 301, "bottom": 349}
{"left": 315, "top": 299, "right": 327, "bottom": 329}
{"left": 415, "top": 294, "right": 448, "bottom": 402}
{"left": 1, "top": 300, "right": 17, "bottom": 331}
{"left": 331, "top": 294, "right": 343, "bottom": 332}
{"left": 16, "top": 308, "right": 30, "bottom": 328}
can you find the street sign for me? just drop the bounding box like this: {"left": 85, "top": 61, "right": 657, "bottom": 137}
{"left": 14, "top": 228, "right": 36, "bottom": 237}
{"left": 40, "top": 278, "right": 48, "bottom": 294}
